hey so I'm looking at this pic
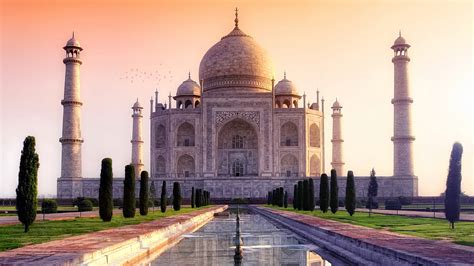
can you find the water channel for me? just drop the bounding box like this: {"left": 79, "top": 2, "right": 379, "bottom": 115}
{"left": 145, "top": 206, "right": 348, "bottom": 265}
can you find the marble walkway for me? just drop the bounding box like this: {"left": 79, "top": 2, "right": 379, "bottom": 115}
{"left": 259, "top": 206, "right": 474, "bottom": 265}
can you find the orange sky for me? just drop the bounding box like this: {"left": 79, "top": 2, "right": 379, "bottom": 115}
{"left": 1, "top": 0, "right": 472, "bottom": 197}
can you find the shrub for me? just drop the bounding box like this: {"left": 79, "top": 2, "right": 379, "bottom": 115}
{"left": 297, "top": 181, "right": 304, "bottom": 210}
{"left": 398, "top": 196, "right": 412, "bottom": 205}
{"left": 113, "top": 198, "right": 123, "bottom": 207}
{"left": 319, "top": 174, "right": 329, "bottom": 213}
{"left": 267, "top": 191, "right": 271, "bottom": 205}
{"left": 99, "top": 158, "right": 113, "bottom": 222}
{"left": 303, "top": 180, "right": 309, "bottom": 210}
{"left": 173, "top": 182, "right": 182, "bottom": 211}
{"left": 284, "top": 191, "right": 288, "bottom": 208}
{"left": 309, "top": 178, "right": 315, "bottom": 211}
{"left": 78, "top": 199, "right": 93, "bottom": 212}
{"left": 230, "top": 198, "right": 248, "bottom": 205}
{"left": 293, "top": 184, "right": 298, "bottom": 209}
{"left": 367, "top": 168, "right": 378, "bottom": 216}
{"left": 445, "top": 142, "right": 463, "bottom": 229}
{"left": 16, "top": 136, "right": 39, "bottom": 232}
{"left": 365, "top": 200, "right": 379, "bottom": 209}
{"left": 345, "top": 170, "right": 356, "bottom": 216}
{"left": 385, "top": 199, "right": 402, "bottom": 210}
{"left": 191, "top": 187, "right": 195, "bottom": 208}
{"left": 160, "top": 181, "right": 167, "bottom": 212}
{"left": 139, "top": 171, "right": 149, "bottom": 216}
{"left": 123, "top": 164, "right": 136, "bottom": 218}
{"left": 330, "top": 169, "right": 339, "bottom": 214}
{"left": 41, "top": 199, "right": 57, "bottom": 214}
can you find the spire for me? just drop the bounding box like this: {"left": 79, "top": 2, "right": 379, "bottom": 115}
{"left": 399, "top": 29, "right": 401, "bottom": 37}
{"left": 72, "top": 31, "right": 75, "bottom": 38}
{"left": 188, "top": 71, "right": 191, "bottom": 80}
{"left": 284, "top": 71, "right": 287, "bottom": 79}
{"left": 234, "top": 7, "right": 239, "bottom": 28}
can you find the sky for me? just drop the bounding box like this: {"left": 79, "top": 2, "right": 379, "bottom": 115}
{"left": 0, "top": 0, "right": 472, "bottom": 197}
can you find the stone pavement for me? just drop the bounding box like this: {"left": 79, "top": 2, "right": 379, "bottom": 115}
{"left": 258, "top": 207, "right": 474, "bottom": 265}
{"left": 0, "top": 209, "right": 122, "bottom": 226}
{"left": 0, "top": 206, "right": 227, "bottom": 265}
{"left": 356, "top": 208, "right": 474, "bottom": 221}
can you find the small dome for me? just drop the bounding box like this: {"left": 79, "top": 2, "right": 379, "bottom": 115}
{"left": 133, "top": 99, "right": 142, "bottom": 109}
{"left": 176, "top": 76, "right": 201, "bottom": 96}
{"left": 275, "top": 74, "right": 299, "bottom": 96}
{"left": 394, "top": 36, "right": 406, "bottom": 46}
{"left": 332, "top": 99, "right": 342, "bottom": 108}
{"left": 65, "top": 32, "right": 81, "bottom": 48}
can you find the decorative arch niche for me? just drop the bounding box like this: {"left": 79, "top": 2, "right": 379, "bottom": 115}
{"left": 177, "top": 154, "right": 195, "bottom": 177}
{"left": 177, "top": 122, "right": 195, "bottom": 146}
{"left": 280, "top": 121, "right": 298, "bottom": 146}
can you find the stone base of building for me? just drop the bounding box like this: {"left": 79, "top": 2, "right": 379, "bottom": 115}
{"left": 57, "top": 175, "right": 418, "bottom": 199}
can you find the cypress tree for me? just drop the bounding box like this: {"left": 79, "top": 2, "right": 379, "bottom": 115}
{"left": 293, "top": 184, "right": 298, "bottom": 209}
{"left": 297, "top": 181, "right": 304, "bottom": 210}
{"left": 123, "top": 164, "right": 136, "bottom": 218}
{"left": 309, "top": 178, "right": 315, "bottom": 211}
{"left": 303, "top": 180, "right": 309, "bottom": 210}
{"left": 191, "top": 187, "right": 195, "bottom": 208}
{"left": 272, "top": 189, "right": 276, "bottom": 205}
{"left": 367, "top": 168, "right": 378, "bottom": 216}
{"left": 319, "top": 174, "right": 329, "bottom": 213}
{"left": 284, "top": 191, "right": 288, "bottom": 208}
{"left": 267, "top": 191, "right": 272, "bottom": 205}
{"left": 345, "top": 170, "right": 356, "bottom": 216}
{"left": 196, "top": 189, "right": 202, "bottom": 207}
{"left": 160, "top": 181, "right": 167, "bottom": 213}
{"left": 173, "top": 182, "right": 182, "bottom": 211}
{"left": 149, "top": 180, "right": 156, "bottom": 211}
{"left": 16, "top": 136, "right": 39, "bottom": 232}
{"left": 139, "top": 171, "right": 149, "bottom": 216}
{"left": 99, "top": 158, "right": 113, "bottom": 222}
{"left": 445, "top": 142, "right": 463, "bottom": 229}
{"left": 330, "top": 169, "right": 339, "bottom": 214}
{"left": 279, "top": 187, "right": 284, "bottom": 207}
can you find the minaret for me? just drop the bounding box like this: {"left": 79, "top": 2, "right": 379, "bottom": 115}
{"left": 58, "top": 33, "right": 84, "bottom": 198}
{"left": 131, "top": 99, "right": 144, "bottom": 178}
{"left": 331, "top": 99, "right": 344, "bottom": 175}
{"left": 391, "top": 32, "right": 415, "bottom": 178}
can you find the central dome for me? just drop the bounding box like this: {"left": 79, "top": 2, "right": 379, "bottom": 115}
{"left": 199, "top": 19, "right": 274, "bottom": 93}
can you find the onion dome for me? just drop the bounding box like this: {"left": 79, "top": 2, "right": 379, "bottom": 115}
{"left": 332, "top": 99, "right": 342, "bottom": 109}
{"left": 198, "top": 9, "right": 273, "bottom": 93}
{"left": 391, "top": 31, "right": 410, "bottom": 49}
{"left": 274, "top": 72, "right": 299, "bottom": 96}
{"left": 176, "top": 74, "right": 201, "bottom": 96}
{"left": 132, "top": 99, "right": 143, "bottom": 109}
{"left": 64, "top": 32, "right": 82, "bottom": 50}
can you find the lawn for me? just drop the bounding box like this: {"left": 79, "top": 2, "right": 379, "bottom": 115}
{"left": 267, "top": 206, "right": 474, "bottom": 247}
{"left": 0, "top": 207, "right": 207, "bottom": 252}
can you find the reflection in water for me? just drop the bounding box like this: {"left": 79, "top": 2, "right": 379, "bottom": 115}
{"left": 150, "top": 207, "right": 333, "bottom": 266}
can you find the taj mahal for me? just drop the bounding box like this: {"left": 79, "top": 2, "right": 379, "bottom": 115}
{"left": 57, "top": 10, "right": 417, "bottom": 200}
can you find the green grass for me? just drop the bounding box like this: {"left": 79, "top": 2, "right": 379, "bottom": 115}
{"left": 267, "top": 206, "right": 474, "bottom": 247}
{"left": 0, "top": 207, "right": 207, "bottom": 252}
{"left": 0, "top": 206, "right": 93, "bottom": 212}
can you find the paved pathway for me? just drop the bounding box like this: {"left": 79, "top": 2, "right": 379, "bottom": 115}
{"left": 357, "top": 208, "right": 474, "bottom": 221}
{"left": 0, "top": 209, "right": 122, "bottom": 226}
{"left": 260, "top": 207, "right": 474, "bottom": 265}
{"left": 0, "top": 206, "right": 226, "bottom": 265}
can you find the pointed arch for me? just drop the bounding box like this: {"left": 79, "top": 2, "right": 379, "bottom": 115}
{"left": 177, "top": 154, "right": 195, "bottom": 177}
{"left": 177, "top": 122, "right": 195, "bottom": 146}
{"left": 280, "top": 154, "right": 298, "bottom": 177}
{"left": 309, "top": 123, "right": 320, "bottom": 147}
{"left": 280, "top": 121, "right": 298, "bottom": 146}
{"left": 155, "top": 124, "right": 166, "bottom": 148}
{"left": 309, "top": 154, "right": 321, "bottom": 176}
{"left": 156, "top": 155, "right": 166, "bottom": 176}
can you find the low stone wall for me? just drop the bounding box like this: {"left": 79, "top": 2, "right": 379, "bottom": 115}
{"left": 0, "top": 206, "right": 228, "bottom": 265}
{"left": 253, "top": 206, "right": 474, "bottom": 265}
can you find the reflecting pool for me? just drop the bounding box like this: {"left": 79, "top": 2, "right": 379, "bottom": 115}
{"left": 148, "top": 206, "right": 341, "bottom": 265}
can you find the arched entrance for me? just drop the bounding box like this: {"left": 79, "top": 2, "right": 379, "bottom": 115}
{"left": 217, "top": 118, "right": 258, "bottom": 176}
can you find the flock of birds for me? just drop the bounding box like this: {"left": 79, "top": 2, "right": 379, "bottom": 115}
{"left": 119, "top": 65, "right": 175, "bottom": 87}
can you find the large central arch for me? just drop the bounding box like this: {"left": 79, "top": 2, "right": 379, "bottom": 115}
{"left": 217, "top": 118, "right": 259, "bottom": 176}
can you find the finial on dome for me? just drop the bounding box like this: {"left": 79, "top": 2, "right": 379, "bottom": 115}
{"left": 188, "top": 71, "right": 191, "bottom": 79}
{"left": 72, "top": 31, "right": 75, "bottom": 38}
{"left": 399, "top": 30, "right": 401, "bottom": 37}
{"left": 284, "top": 71, "right": 287, "bottom": 79}
{"left": 234, "top": 7, "right": 239, "bottom": 28}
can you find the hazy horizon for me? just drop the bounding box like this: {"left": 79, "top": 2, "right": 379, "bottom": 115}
{"left": 1, "top": 0, "right": 472, "bottom": 197}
